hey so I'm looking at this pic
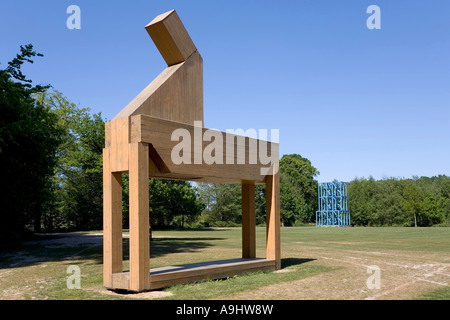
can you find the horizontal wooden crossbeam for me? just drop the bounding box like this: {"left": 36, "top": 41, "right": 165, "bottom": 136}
{"left": 110, "top": 258, "right": 276, "bottom": 291}
{"left": 105, "top": 115, "right": 279, "bottom": 184}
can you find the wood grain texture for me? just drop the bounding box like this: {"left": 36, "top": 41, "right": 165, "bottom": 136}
{"left": 145, "top": 10, "right": 197, "bottom": 66}
{"left": 103, "top": 148, "right": 123, "bottom": 288}
{"left": 105, "top": 122, "right": 111, "bottom": 148}
{"left": 104, "top": 9, "right": 281, "bottom": 292}
{"left": 265, "top": 173, "right": 281, "bottom": 270}
{"left": 113, "top": 51, "right": 203, "bottom": 126}
{"left": 130, "top": 115, "right": 278, "bottom": 183}
{"left": 111, "top": 258, "right": 276, "bottom": 291}
{"left": 128, "top": 143, "right": 150, "bottom": 291}
{"left": 109, "top": 117, "right": 130, "bottom": 172}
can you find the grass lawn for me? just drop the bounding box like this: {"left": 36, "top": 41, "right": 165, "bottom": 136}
{"left": 0, "top": 227, "right": 449, "bottom": 300}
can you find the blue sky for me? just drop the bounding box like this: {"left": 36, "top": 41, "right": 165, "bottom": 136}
{"left": 1, "top": 0, "right": 449, "bottom": 182}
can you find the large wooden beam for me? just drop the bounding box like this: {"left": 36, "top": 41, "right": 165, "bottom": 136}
{"left": 130, "top": 115, "right": 279, "bottom": 184}
{"left": 145, "top": 9, "right": 197, "bottom": 66}
{"left": 112, "top": 258, "right": 276, "bottom": 291}
{"left": 265, "top": 172, "right": 281, "bottom": 270}
{"left": 114, "top": 10, "right": 203, "bottom": 126}
{"left": 103, "top": 148, "right": 123, "bottom": 288}
{"left": 128, "top": 142, "right": 150, "bottom": 291}
{"left": 109, "top": 117, "right": 130, "bottom": 172}
{"left": 114, "top": 52, "right": 203, "bottom": 125}
{"left": 242, "top": 183, "right": 256, "bottom": 258}
{"left": 104, "top": 9, "right": 282, "bottom": 293}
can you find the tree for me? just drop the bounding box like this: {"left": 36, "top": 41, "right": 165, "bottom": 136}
{"left": 375, "top": 179, "right": 404, "bottom": 226}
{"left": 196, "top": 183, "right": 242, "bottom": 227}
{"left": 435, "top": 175, "right": 450, "bottom": 225}
{"left": 348, "top": 177, "right": 375, "bottom": 226}
{"left": 401, "top": 181, "right": 424, "bottom": 227}
{"left": 34, "top": 89, "right": 105, "bottom": 231}
{"left": 149, "top": 179, "right": 203, "bottom": 229}
{"left": 0, "top": 44, "right": 62, "bottom": 239}
{"left": 122, "top": 178, "right": 203, "bottom": 231}
{"left": 348, "top": 175, "right": 450, "bottom": 227}
{"left": 279, "top": 154, "right": 319, "bottom": 225}
{"left": 196, "top": 154, "right": 319, "bottom": 227}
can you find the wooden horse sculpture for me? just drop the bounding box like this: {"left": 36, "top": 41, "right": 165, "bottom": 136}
{"left": 103, "top": 10, "right": 280, "bottom": 292}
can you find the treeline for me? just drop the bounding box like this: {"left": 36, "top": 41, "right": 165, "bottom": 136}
{"left": 1, "top": 45, "right": 449, "bottom": 242}
{"left": 1, "top": 45, "right": 105, "bottom": 239}
{"left": 195, "top": 154, "right": 319, "bottom": 227}
{"left": 348, "top": 176, "right": 450, "bottom": 227}
{"left": 0, "top": 45, "right": 319, "bottom": 240}
{"left": 0, "top": 45, "right": 206, "bottom": 240}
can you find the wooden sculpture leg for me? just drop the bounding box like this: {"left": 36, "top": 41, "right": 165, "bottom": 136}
{"left": 266, "top": 173, "right": 281, "bottom": 270}
{"left": 103, "top": 148, "right": 123, "bottom": 288}
{"left": 242, "top": 182, "right": 256, "bottom": 258}
{"left": 128, "top": 143, "right": 150, "bottom": 291}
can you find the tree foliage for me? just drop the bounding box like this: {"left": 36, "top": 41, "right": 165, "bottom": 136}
{"left": 279, "top": 154, "right": 319, "bottom": 225}
{"left": 33, "top": 89, "right": 105, "bottom": 231}
{"left": 0, "top": 45, "right": 62, "bottom": 240}
{"left": 197, "top": 154, "right": 319, "bottom": 227}
{"left": 3, "top": 45, "right": 448, "bottom": 240}
{"left": 348, "top": 175, "right": 450, "bottom": 227}
{"left": 122, "top": 177, "right": 204, "bottom": 229}
{"left": 196, "top": 183, "right": 242, "bottom": 227}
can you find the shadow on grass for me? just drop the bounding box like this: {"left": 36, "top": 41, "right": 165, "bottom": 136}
{"left": 281, "top": 257, "right": 316, "bottom": 269}
{"left": 0, "top": 232, "right": 225, "bottom": 270}
{"left": 0, "top": 233, "right": 106, "bottom": 270}
{"left": 141, "top": 237, "right": 223, "bottom": 259}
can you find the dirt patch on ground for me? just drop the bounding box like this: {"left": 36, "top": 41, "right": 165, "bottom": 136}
{"left": 90, "top": 286, "right": 174, "bottom": 300}
{"left": 274, "top": 268, "right": 295, "bottom": 273}
{"left": 215, "top": 246, "right": 449, "bottom": 300}
{"left": 2, "top": 230, "right": 449, "bottom": 300}
{"left": 24, "top": 233, "right": 103, "bottom": 248}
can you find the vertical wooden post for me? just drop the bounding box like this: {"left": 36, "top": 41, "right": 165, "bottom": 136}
{"left": 128, "top": 142, "right": 150, "bottom": 291}
{"left": 242, "top": 182, "right": 256, "bottom": 258}
{"left": 103, "top": 148, "right": 123, "bottom": 288}
{"left": 265, "top": 172, "right": 281, "bottom": 269}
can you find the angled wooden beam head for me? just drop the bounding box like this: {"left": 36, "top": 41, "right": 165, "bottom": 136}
{"left": 146, "top": 9, "right": 197, "bottom": 66}
{"left": 113, "top": 9, "right": 203, "bottom": 125}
